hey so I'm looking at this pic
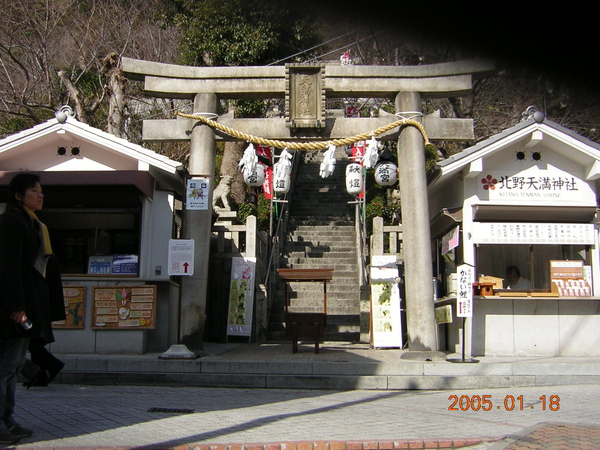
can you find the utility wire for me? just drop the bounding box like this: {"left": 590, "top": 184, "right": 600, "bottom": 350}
{"left": 267, "top": 29, "right": 361, "bottom": 65}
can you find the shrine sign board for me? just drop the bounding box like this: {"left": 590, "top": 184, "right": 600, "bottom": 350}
{"left": 92, "top": 285, "right": 157, "bottom": 329}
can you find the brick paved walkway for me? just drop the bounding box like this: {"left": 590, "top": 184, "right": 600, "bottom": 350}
{"left": 490, "top": 422, "right": 600, "bottom": 449}
{"left": 8, "top": 384, "right": 600, "bottom": 449}
{"left": 170, "top": 439, "right": 493, "bottom": 449}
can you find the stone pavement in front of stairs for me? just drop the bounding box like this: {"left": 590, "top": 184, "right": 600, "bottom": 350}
{"left": 5, "top": 382, "right": 600, "bottom": 449}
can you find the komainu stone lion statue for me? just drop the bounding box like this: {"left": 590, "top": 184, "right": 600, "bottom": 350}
{"left": 212, "top": 175, "right": 233, "bottom": 210}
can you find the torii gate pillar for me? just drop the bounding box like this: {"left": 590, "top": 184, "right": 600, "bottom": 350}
{"left": 179, "top": 93, "right": 217, "bottom": 354}
{"left": 396, "top": 91, "right": 445, "bottom": 360}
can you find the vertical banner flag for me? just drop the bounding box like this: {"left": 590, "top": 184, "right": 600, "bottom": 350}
{"left": 351, "top": 141, "right": 366, "bottom": 198}
{"left": 256, "top": 145, "right": 273, "bottom": 199}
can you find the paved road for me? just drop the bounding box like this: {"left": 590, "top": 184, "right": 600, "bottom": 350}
{"left": 4, "top": 383, "right": 599, "bottom": 449}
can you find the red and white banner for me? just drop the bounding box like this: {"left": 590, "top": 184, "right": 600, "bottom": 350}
{"left": 256, "top": 144, "right": 273, "bottom": 199}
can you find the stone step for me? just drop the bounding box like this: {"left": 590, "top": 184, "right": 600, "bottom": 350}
{"left": 269, "top": 149, "right": 361, "bottom": 343}
{"left": 287, "top": 229, "right": 355, "bottom": 237}
{"left": 286, "top": 255, "right": 357, "bottom": 264}
{"left": 282, "top": 265, "right": 358, "bottom": 274}
{"left": 288, "top": 224, "right": 355, "bottom": 230}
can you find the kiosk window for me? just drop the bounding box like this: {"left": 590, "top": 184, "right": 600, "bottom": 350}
{"left": 37, "top": 185, "right": 143, "bottom": 275}
{"left": 475, "top": 244, "right": 590, "bottom": 290}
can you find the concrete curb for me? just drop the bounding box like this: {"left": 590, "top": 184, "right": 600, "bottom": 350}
{"left": 50, "top": 343, "right": 600, "bottom": 391}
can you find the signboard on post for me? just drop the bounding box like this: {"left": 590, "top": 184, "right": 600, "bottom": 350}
{"left": 226, "top": 257, "right": 256, "bottom": 338}
{"left": 168, "top": 239, "right": 195, "bottom": 276}
{"left": 370, "top": 255, "right": 402, "bottom": 348}
{"left": 456, "top": 264, "right": 474, "bottom": 318}
{"left": 186, "top": 177, "right": 210, "bottom": 210}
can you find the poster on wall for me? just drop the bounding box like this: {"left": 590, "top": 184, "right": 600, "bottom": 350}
{"left": 92, "top": 285, "right": 156, "bottom": 329}
{"left": 456, "top": 264, "right": 474, "bottom": 318}
{"left": 226, "top": 257, "right": 256, "bottom": 337}
{"left": 53, "top": 285, "right": 86, "bottom": 329}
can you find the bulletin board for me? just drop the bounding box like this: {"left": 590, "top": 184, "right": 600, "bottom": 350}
{"left": 53, "top": 285, "right": 86, "bottom": 329}
{"left": 92, "top": 285, "right": 156, "bottom": 329}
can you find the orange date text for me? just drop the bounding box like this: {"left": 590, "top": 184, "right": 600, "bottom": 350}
{"left": 448, "top": 394, "right": 560, "bottom": 411}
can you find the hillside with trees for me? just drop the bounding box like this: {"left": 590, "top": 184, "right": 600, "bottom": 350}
{"left": 0, "top": 0, "right": 597, "bottom": 170}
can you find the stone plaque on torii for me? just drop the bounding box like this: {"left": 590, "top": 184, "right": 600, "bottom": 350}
{"left": 122, "top": 57, "right": 494, "bottom": 357}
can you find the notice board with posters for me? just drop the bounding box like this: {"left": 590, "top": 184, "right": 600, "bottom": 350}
{"left": 92, "top": 285, "right": 156, "bottom": 329}
{"left": 52, "top": 285, "right": 86, "bottom": 329}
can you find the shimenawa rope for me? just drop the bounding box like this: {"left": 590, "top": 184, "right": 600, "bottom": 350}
{"left": 174, "top": 111, "right": 432, "bottom": 151}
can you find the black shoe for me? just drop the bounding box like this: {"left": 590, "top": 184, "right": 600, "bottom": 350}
{"left": 9, "top": 425, "right": 33, "bottom": 437}
{"left": 23, "top": 368, "right": 49, "bottom": 389}
{"left": 47, "top": 360, "right": 65, "bottom": 384}
{"left": 0, "top": 429, "right": 21, "bottom": 444}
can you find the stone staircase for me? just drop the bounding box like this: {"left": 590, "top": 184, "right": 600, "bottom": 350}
{"left": 268, "top": 147, "right": 362, "bottom": 342}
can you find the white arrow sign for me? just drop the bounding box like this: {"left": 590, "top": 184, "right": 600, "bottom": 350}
{"left": 168, "top": 239, "right": 194, "bottom": 276}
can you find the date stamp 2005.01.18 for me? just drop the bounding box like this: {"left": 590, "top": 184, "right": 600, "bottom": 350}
{"left": 448, "top": 394, "right": 560, "bottom": 411}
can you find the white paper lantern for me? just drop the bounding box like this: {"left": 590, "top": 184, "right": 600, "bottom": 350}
{"left": 374, "top": 161, "right": 398, "bottom": 186}
{"left": 273, "top": 148, "right": 293, "bottom": 194}
{"left": 345, "top": 162, "right": 364, "bottom": 194}
{"left": 273, "top": 172, "right": 291, "bottom": 193}
{"left": 243, "top": 163, "right": 266, "bottom": 186}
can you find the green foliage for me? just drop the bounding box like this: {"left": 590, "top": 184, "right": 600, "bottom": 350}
{"left": 365, "top": 190, "right": 399, "bottom": 225}
{"left": 256, "top": 193, "right": 271, "bottom": 229}
{"left": 214, "top": 142, "right": 224, "bottom": 177}
{"left": 0, "top": 117, "right": 35, "bottom": 138}
{"left": 234, "top": 99, "right": 268, "bottom": 118}
{"left": 164, "top": 0, "right": 321, "bottom": 67}
{"left": 236, "top": 201, "right": 256, "bottom": 224}
{"left": 237, "top": 192, "right": 270, "bottom": 231}
{"left": 424, "top": 143, "right": 439, "bottom": 171}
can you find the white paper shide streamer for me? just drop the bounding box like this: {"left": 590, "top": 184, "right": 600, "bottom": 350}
{"left": 363, "top": 136, "right": 379, "bottom": 169}
{"left": 319, "top": 144, "right": 337, "bottom": 178}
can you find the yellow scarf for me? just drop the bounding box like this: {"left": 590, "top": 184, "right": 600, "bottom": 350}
{"left": 24, "top": 206, "right": 53, "bottom": 277}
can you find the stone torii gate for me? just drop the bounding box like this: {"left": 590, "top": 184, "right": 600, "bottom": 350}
{"left": 122, "top": 58, "right": 494, "bottom": 357}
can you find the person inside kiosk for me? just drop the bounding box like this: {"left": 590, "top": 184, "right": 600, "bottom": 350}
{"left": 505, "top": 265, "right": 532, "bottom": 290}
